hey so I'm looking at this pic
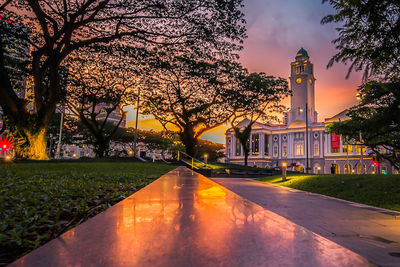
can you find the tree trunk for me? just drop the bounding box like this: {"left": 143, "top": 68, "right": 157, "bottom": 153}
{"left": 24, "top": 128, "right": 49, "bottom": 160}
{"left": 244, "top": 151, "right": 249, "bottom": 166}
{"left": 233, "top": 125, "right": 252, "bottom": 167}
{"left": 180, "top": 128, "right": 197, "bottom": 157}
{"left": 94, "top": 139, "right": 109, "bottom": 158}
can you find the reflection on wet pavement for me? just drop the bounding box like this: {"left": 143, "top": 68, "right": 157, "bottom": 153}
{"left": 11, "top": 167, "right": 372, "bottom": 267}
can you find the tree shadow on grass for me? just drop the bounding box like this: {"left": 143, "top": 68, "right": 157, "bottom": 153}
{"left": 274, "top": 178, "right": 293, "bottom": 184}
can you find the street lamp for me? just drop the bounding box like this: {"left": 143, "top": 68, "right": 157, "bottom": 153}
{"left": 356, "top": 93, "right": 364, "bottom": 173}
{"left": 204, "top": 154, "right": 208, "bottom": 167}
{"left": 299, "top": 104, "right": 309, "bottom": 173}
{"left": 317, "top": 166, "right": 321, "bottom": 174}
{"left": 282, "top": 162, "right": 287, "bottom": 181}
{"left": 129, "top": 150, "right": 133, "bottom": 156}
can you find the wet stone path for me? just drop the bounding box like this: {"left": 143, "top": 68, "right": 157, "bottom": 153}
{"left": 12, "top": 167, "right": 371, "bottom": 267}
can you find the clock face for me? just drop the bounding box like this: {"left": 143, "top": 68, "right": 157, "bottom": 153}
{"left": 296, "top": 77, "right": 302, "bottom": 84}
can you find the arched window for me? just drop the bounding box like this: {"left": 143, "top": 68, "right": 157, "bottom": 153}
{"left": 344, "top": 164, "right": 352, "bottom": 174}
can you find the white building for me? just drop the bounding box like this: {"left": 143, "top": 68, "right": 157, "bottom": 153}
{"left": 225, "top": 48, "right": 397, "bottom": 175}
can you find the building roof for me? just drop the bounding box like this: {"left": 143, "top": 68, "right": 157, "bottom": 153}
{"left": 296, "top": 47, "right": 308, "bottom": 58}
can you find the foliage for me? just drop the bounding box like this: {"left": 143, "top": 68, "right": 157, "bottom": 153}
{"left": 66, "top": 46, "right": 141, "bottom": 157}
{"left": 143, "top": 53, "right": 243, "bottom": 156}
{"left": 229, "top": 72, "right": 289, "bottom": 165}
{"left": 0, "top": 0, "right": 246, "bottom": 159}
{"left": 195, "top": 139, "right": 225, "bottom": 162}
{"left": 0, "top": 161, "right": 175, "bottom": 264}
{"left": 113, "top": 128, "right": 176, "bottom": 157}
{"left": 46, "top": 112, "right": 83, "bottom": 158}
{"left": 322, "top": 0, "right": 400, "bottom": 79}
{"left": 258, "top": 173, "right": 400, "bottom": 212}
{"left": 328, "top": 80, "right": 400, "bottom": 170}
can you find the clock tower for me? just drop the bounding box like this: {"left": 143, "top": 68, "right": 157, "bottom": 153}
{"left": 287, "top": 48, "right": 317, "bottom": 125}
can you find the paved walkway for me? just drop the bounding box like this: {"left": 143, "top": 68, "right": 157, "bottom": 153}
{"left": 12, "top": 167, "right": 370, "bottom": 267}
{"left": 212, "top": 178, "right": 400, "bottom": 267}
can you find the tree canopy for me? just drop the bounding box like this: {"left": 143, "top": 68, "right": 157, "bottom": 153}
{"left": 0, "top": 0, "right": 246, "bottom": 159}
{"left": 329, "top": 80, "right": 400, "bottom": 170}
{"left": 228, "top": 72, "right": 289, "bottom": 165}
{"left": 322, "top": 0, "right": 400, "bottom": 79}
{"left": 143, "top": 52, "right": 243, "bottom": 156}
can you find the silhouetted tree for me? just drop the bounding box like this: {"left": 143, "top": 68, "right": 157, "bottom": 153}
{"left": 66, "top": 47, "right": 139, "bottom": 158}
{"left": 228, "top": 72, "right": 289, "bottom": 165}
{"left": 0, "top": 0, "right": 246, "bottom": 159}
{"left": 195, "top": 139, "right": 225, "bottom": 162}
{"left": 322, "top": 0, "right": 400, "bottom": 80}
{"left": 143, "top": 54, "right": 242, "bottom": 156}
{"left": 329, "top": 80, "right": 400, "bottom": 171}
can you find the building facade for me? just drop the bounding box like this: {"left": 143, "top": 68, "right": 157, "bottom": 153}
{"left": 225, "top": 48, "right": 397, "bottom": 175}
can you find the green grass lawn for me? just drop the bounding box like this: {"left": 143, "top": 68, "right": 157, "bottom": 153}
{"left": 192, "top": 161, "right": 268, "bottom": 170}
{"left": 0, "top": 161, "right": 175, "bottom": 265}
{"left": 258, "top": 173, "right": 400, "bottom": 212}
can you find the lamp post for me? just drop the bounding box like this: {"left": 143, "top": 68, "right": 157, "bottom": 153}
{"left": 356, "top": 93, "right": 364, "bottom": 174}
{"left": 55, "top": 111, "right": 64, "bottom": 159}
{"left": 204, "top": 154, "right": 208, "bottom": 167}
{"left": 282, "top": 161, "right": 287, "bottom": 181}
{"left": 133, "top": 86, "right": 141, "bottom": 157}
{"left": 305, "top": 103, "right": 309, "bottom": 174}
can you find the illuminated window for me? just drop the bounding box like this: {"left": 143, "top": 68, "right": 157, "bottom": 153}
{"left": 314, "top": 143, "right": 319, "bottom": 156}
{"left": 296, "top": 144, "right": 304, "bottom": 156}
{"left": 348, "top": 144, "right": 353, "bottom": 153}
{"left": 251, "top": 134, "right": 259, "bottom": 155}
{"left": 344, "top": 164, "right": 352, "bottom": 174}
{"left": 356, "top": 142, "right": 361, "bottom": 154}
{"left": 283, "top": 144, "right": 287, "bottom": 157}
{"left": 264, "top": 134, "right": 269, "bottom": 156}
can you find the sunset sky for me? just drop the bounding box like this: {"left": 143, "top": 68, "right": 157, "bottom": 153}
{"left": 126, "top": 0, "right": 363, "bottom": 144}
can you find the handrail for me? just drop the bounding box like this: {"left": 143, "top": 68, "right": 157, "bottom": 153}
{"left": 177, "top": 151, "right": 211, "bottom": 169}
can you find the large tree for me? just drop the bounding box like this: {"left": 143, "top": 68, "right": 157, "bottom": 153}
{"left": 322, "top": 0, "right": 400, "bottom": 79}
{"left": 143, "top": 54, "right": 242, "bottom": 156}
{"left": 329, "top": 80, "right": 400, "bottom": 171}
{"left": 0, "top": 0, "right": 246, "bottom": 159}
{"left": 66, "top": 47, "right": 139, "bottom": 158}
{"left": 228, "top": 72, "right": 289, "bottom": 165}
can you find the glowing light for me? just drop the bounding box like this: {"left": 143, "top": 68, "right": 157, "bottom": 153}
{"left": 0, "top": 135, "right": 14, "bottom": 151}
{"left": 5, "top": 155, "right": 11, "bottom": 161}
{"left": 129, "top": 150, "right": 133, "bottom": 155}
{"left": 282, "top": 162, "right": 287, "bottom": 168}
{"left": 72, "top": 153, "right": 77, "bottom": 158}
{"left": 317, "top": 167, "right": 321, "bottom": 171}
